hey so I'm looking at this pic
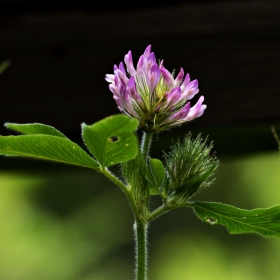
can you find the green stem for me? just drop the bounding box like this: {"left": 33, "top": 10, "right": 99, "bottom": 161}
{"left": 133, "top": 130, "right": 152, "bottom": 280}
{"left": 103, "top": 167, "right": 149, "bottom": 280}
{"left": 134, "top": 219, "right": 148, "bottom": 280}
{"left": 141, "top": 131, "right": 153, "bottom": 160}
{"left": 148, "top": 202, "right": 192, "bottom": 222}
{"left": 102, "top": 168, "right": 128, "bottom": 194}
{"left": 102, "top": 166, "right": 144, "bottom": 220}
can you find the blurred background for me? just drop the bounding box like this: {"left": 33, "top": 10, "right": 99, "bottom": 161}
{"left": 1, "top": 0, "right": 280, "bottom": 279}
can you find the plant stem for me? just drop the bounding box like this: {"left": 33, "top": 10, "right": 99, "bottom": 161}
{"left": 148, "top": 202, "right": 192, "bottom": 222}
{"left": 128, "top": 130, "right": 152, "bottom": 280}
{"left": 134, "top": 218, "right": 148, "bottom": 280}
{"left": 102, "top": 167, "right": 128, "bottom": 194}
{"left": 141, "top": 131, "right": 153, "bottom": 160}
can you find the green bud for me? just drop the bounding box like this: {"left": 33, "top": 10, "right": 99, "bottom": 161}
{"left": 164, "top": 133, "right": 219, "bottom": 202}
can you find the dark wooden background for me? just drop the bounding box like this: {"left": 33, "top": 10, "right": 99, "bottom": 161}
{"left": 1, "top": 0, "right": 280, "bottom": 155}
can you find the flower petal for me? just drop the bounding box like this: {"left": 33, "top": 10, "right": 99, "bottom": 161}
{"left": 108, "top": 84, "right": 118, "bottom": 95}
{"left": 174, "top": 68, "right": 184, "bottom": 87}
{"left": 143, "top": 45, "right": 152, "bottom": 57}
{"left": 105, "top": 74, "right": 115, "bottom": 83}
{"left": 180, "top": 73, "right": 191, "bottom": 91}
{"left": 146, "top": 52, "right": 156, "bottom": 71}
{"left": 119, "top": 62, "right": 126, "bottom": 75}
{"left": 165, "top": 86, "right": 182, "bottom": 106}
{"left": 164, "top": 102, "right": 191, "bottom": 123}
{"left": 181, "top": 79, "right": 199, "bottom": 100}
{"left": 136, "top": 55, "right": 144, "bottom": 75}
{"left": 127, "top": 77, "right": 144, "bottom": 105}
{"left": 184, "top": 96, "right": 206, "bottom": 121}
{"left": 121, "top": 91, "right": 140, "bottom": 118}
{"left": 160, "top": 66, "right": 175, "bottom": 89}
{"left": 124, "top": 50, "right": 136, "bottom": 76}
{"left": 113, "top": 95, "right": 124, "bottom": 111}
{"left": 147, "top": 64, "right": 161, "bottom": 93}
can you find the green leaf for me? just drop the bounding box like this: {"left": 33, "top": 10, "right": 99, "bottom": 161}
{"left": 145, "top": 158, "right": 165, "bottom": 195}
{"left": 82, "top": 115, "right": 139, "bottom": 167}
{"left": 5, "top": 123, "right": 67, "bottom": 138}
{"left": 0, "top": 135, "right": 99, "bottom": 169}
{"left": 193, "top": 202, "right": 280, "bottom": 238}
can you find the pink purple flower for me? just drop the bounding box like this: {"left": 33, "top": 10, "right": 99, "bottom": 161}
{"left": 105, "top": 45, "right": 206, "bottom": 132}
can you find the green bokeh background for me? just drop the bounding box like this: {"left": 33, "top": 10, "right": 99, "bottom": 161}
{"left": 1, "top": 145, "right": 280, "bottom": 279}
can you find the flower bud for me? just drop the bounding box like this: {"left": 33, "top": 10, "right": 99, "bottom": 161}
{"left": 164, "top": 133, "right": 219, "bottom": 202}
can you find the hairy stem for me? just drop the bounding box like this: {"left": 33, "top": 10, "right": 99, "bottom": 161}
{"left": 141, "top": 131, "right": 153, "bottom": 160}
{"left": 102, "top": 168, "right": 128, "bottom": 194}
{"left": 148, "top": 202, "right": 192, "bottom": 222}
{"left": 134, "top": 219, "right": 148, "bottom": 280}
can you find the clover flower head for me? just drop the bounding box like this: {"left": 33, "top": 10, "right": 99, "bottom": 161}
{"left": 105, "top": 45, "right": 206, "bottom": 132}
